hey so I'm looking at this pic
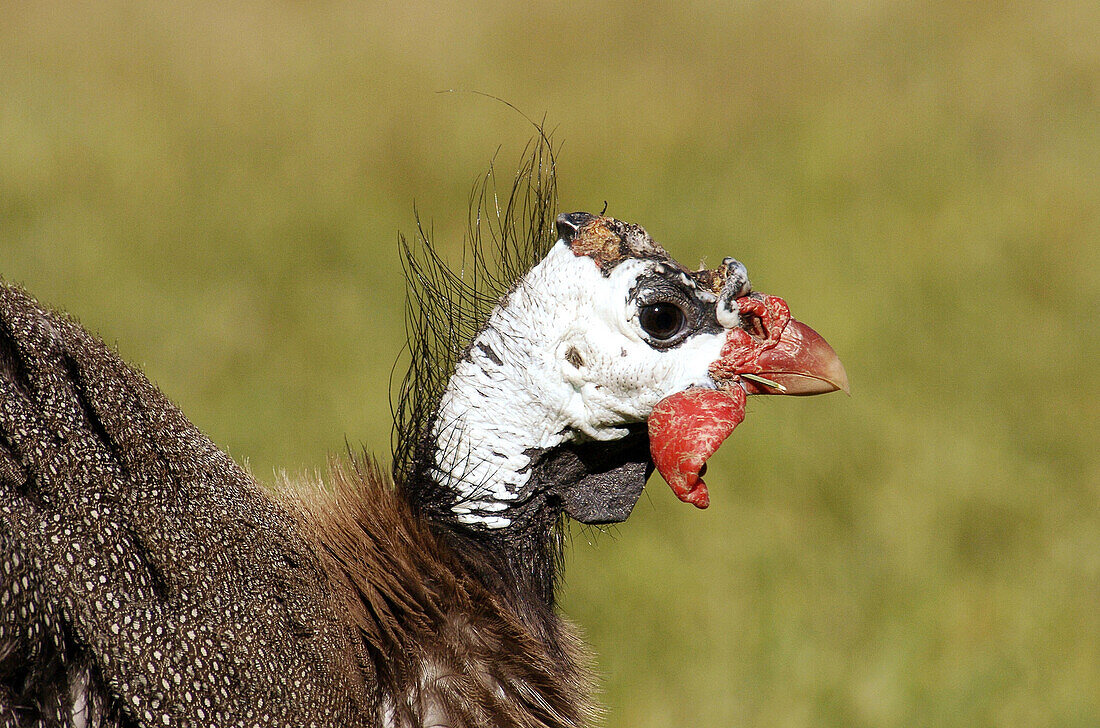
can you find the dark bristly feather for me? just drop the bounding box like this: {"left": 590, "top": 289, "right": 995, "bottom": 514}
{"left": 388, "top": 132, "right": 577, "bottom": 659}
{"left": 392, "top": 133, "right": 559, "bottom": 514}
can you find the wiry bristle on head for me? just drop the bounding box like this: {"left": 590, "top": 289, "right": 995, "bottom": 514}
{"left": 391, "top": 132, "right": 560, "bottom": 507}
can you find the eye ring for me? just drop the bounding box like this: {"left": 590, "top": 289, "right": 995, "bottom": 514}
{"left": 638, "top": 302, "right": 687, "bottom": 342}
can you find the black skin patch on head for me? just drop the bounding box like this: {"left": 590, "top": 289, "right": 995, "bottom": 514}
{"left": 477, "top": 342, "right": 504, "bottom": 366}
{"left": 564, "top": 346, "right": 584, "bottom": 368}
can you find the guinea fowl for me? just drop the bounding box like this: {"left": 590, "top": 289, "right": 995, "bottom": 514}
{"left": 0, "top": 151, "right": 847, "bottom": 727}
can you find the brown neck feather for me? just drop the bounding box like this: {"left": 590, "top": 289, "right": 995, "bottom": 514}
{"left": 283, "top": 457, "right": 597, "bottom": 728}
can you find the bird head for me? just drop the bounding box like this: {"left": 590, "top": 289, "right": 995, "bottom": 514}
{"left": 427, "top": 212, "right": 846, "bottom": 530}
{"left": 552, "top": 212, "right": 848, "bottom": 511}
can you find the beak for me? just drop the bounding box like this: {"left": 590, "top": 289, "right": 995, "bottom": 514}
{"left": 649, "top": 294, "right": 847, "bottom": 508}
{"left": 738, "top": 318, "right": 849, "bottom": 395}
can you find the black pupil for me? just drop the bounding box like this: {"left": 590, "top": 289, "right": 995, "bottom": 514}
{"left": 639, "top": 303, "right": 685, "bottom": 340}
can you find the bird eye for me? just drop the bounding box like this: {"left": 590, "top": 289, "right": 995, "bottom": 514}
{"left": 639, "top": 302, "right": 686, "bottom": 341}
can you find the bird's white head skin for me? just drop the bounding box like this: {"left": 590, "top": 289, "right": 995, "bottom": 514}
{"left": 430, "top": 215, "right": 734, "bottom": 528}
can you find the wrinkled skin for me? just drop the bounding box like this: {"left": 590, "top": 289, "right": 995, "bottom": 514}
{"left": 649, "top": 294, "right": 847, "bottom": 507}
{"left": 649, "top": 387, "right": 745, "bottom": 508}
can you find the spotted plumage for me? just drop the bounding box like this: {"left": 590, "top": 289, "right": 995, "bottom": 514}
{"left": 0, "top": 284, "right": 374, "bottom": 727}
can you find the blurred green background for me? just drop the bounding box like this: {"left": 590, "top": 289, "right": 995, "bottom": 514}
{"left": 2, "top": 1, "right": 1098, "bottom": 725}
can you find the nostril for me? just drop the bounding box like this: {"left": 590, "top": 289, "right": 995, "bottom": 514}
{"left": 740, "top": 310, "right": 768, "bottom": 342}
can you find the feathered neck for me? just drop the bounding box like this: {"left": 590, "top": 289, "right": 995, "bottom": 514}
{"left": 289, "top": 459, "right": 597, "bottom": 728}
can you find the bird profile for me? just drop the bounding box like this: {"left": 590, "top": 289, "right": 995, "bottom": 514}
{"left": 0, "top": 136, "right": 846, "bottom": 727}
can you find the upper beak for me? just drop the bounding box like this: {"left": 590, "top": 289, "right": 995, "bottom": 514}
{"left": 711, "top": 294, "right": 849, "bottom": 396}
{"left": 739, "top": 318, "right": 849, "bottom": 395}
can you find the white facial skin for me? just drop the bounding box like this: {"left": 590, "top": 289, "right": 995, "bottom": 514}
{"left": 430, "top": 241, "right": 725, "bottom": 528}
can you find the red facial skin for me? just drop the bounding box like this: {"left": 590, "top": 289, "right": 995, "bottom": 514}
{"left": 709, "top": 295, "right": 792, "bottom": 384}
{"left": 648, "top": 387, "right": 745, "bottom": 508}
{"left": 649, "top": 294, "right": 846, "bottom": 508}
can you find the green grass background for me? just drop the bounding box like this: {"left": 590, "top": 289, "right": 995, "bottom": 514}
{"left": 2, "top": 1, "right": 1098, "bottom": 725}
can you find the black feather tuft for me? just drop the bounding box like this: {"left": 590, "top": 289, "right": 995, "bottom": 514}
{"left": 391, "top": 132, "right": 560, "bottom": 510}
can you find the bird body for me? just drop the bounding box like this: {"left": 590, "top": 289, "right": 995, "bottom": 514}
{"left": 1, "top": 154, "right": 846, "bottom": 727}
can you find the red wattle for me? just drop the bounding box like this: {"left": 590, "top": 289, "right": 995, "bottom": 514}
{"left": 648, "top": 387, "right": 746, "bottom": 508}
